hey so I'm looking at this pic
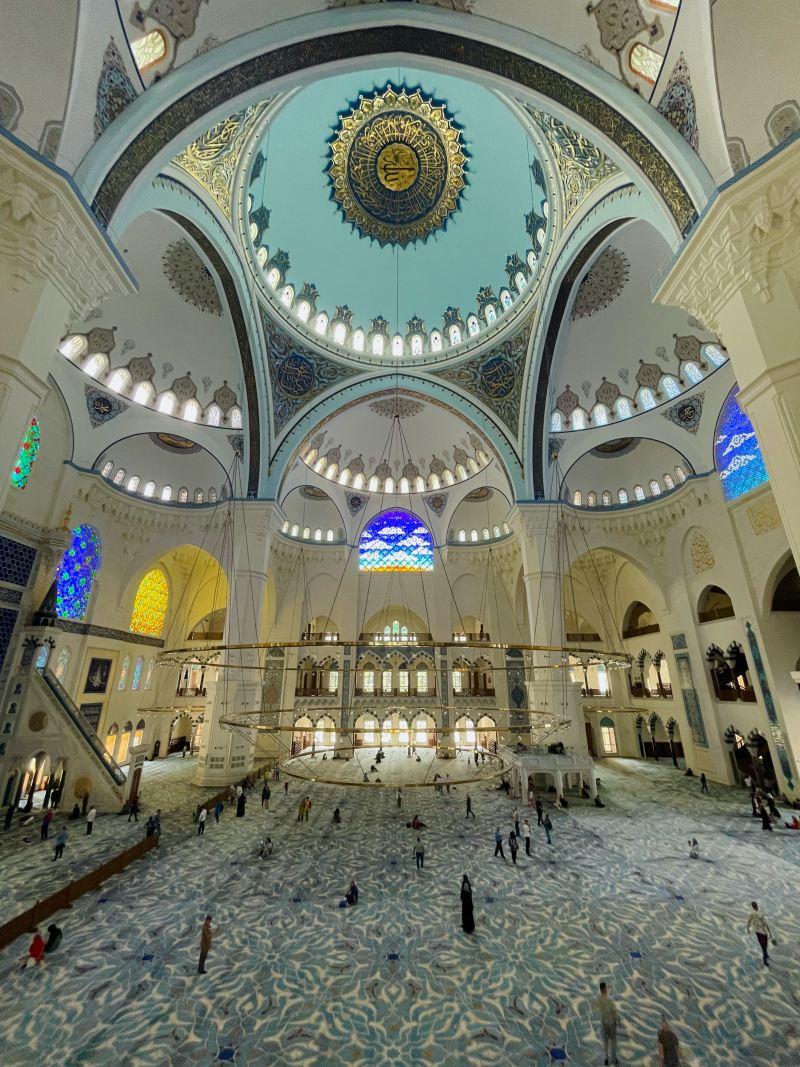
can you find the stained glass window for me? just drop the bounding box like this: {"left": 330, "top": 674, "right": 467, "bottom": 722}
{"left": 714, "top": 386, "right": 769, "bottom": 501}
{"left": 130, "top": 568, "right": 169, "bottom": 638}
{"left": 131, "top": 656, "right": 144, "bottom": 691}
{"left": 358, "top": 509, "right": 434, "bottom": 572}
{"left": 144, "top": 657, "right": 156, "bottom": 690}
{"left": 53, "top": 646, "right": 71, "bottom": 681}
{"left": 56, "top": 524, "right": 102, "bottom": 620}
{"left": 11, "top": 418, "right": 40, "bottom": 490}
{"left": 34, "top": 644, "right": 49, "bottom": 670}
{"left": 118, "top": 655, "right": 130, "bottom": 690}
{"left": 131, "top": 29, "right": 167, "bottom": 72}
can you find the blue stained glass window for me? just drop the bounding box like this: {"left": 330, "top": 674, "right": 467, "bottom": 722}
{"left": 56, "top": 524, "right": 102, "bottom": 620}
{"left": 358, "top": 509, "right": 434, "bottom": 572}
{"left": 131, "top": 656, "right": 144, "bottom": 691}
{"left": 714, "top": 386, "right": 769, "bottom": 501}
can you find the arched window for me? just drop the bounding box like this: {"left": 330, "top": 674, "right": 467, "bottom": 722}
{"left": 10, "top": 417, "right": 40, "bottom": 490}
{"left": 372, "top": 334, "right": 384, "bottom": 356}
{"left": 117, "top": 721, "right": 133, "bottom": 763}
{"left": 714, "top": 386, "right": 769, "bottom": 501}
{"left": 359, "top": 509, "right": 434, "bottom": 572}
{"left": 663, "top": 473, "right": 675, "bottom": 490}
{"left": 161, "top": 484, "right": 173, "bottom": 502}
{"left": 112, "top": 468, "right": 126, "bottom": 486}
{"left": 527, "top": 250, "right": 537, "bottom": 271}
{"left": 430, "top": 330, "right": 443, "bottom": 352}
{"left": 178, "top": 487, "right": 189, "bottom": 504}
{"left": 59, "top": 334, "right": 87, "bottom": 360}
{"left": 333, "top": 322, "right": 347, "bottom": 345}
{"left": 118, "top": 655, "right": 130, "bottom": 690}
{"left": 391, "top": 334, "right": 404, "bottom": 356}
{"left": 280, "top": 285, "right": 294, "bottom": 308}
{"left": 126, "top": 475, "right": 140, "bottom": 493}
{"left": 131, "top": 28, "right": 167, "bottom": 72}
{"left": 133, "top": 719, "right": 145, "bottom": 747}
{"left": 183, "top": 398, "right": 201, "bottom": 422}
{"left": 599, "top": 716, "right": 618, "bottom": 754}
{"left": 703, "top": 343, "right": 727, "bottom": 367}
{"left": 587, "top": 491, "right": 597, "bottom": 507}
{"left": 484, "top": 304, "right": 497, "bottom": 325}
{"left": 674, "top": 466, "right": 687, "bottom": 482}
{"left": 661, "top": 376, "right": 680, "bottom": 398}
{"left": 636, "top": 387, "right": 656, "bottom": 410}
{"left": 105, "top": 723, "right": 118, "bottom": 757}
{"left": 683, "top": 361, "right": 703, "bottom": 385}
{"left": 602, "top": 490, "right": 612, "bottom": 506}
{"left": 499, "top": 289, "right": 513, "bottom": 310}
{"left": 470, "top": 528, "right": 479, "bottom": 542}
{"left": 158, "top": 391, "right": 177, "bottom": 415}
{"left": 100, "top": 460, "right": 114, "bottom": 478}
{"left": 467, "top": 315, "right": 479, "bottom": 337}
{"left": 571, "top": 408, "right": 587, "bottom": 430}
{"left": 618, "top": 488, "right": 628, "bottom": 505}
{"left": 34, "top": 644, "right": 49, "bottom": 670}
{"left": 133, "top": 381, "right": 155, "bottom": 406}
{"left": 53, "top": 646, "right": 71, "bottom": 681}
{"left": 229, "top": 406, "right": 242, "bottom": 429}
{"left": 633, "top": 484, "right": 645, "bottom": 501}
{"left": 615, "top": 397, "right": 633, "bottom": 420}
{"left": 107, "top": 368, "right": 131, "bottom": 394}
{"left": 629, "top": 42, "right": 663, "bottom": 84}
{"left": 551, "top": 410, "right": 563, "bottom": 432}
{"left": 266, "top": 267, "right": 280, "bottom": 289}
{"left": 208, "top": 487, "right": 217, "bottom": 503}
{"left": 192, "top": 488, "right": 203, "bottom": 504}
{"left": 448, "top": 325, "right": 462, "bottom": 346}
{"left": 130, "top": 568, "right": 169, "bottom": 638}
{"left": 56, "top": 524, "right": 101, "bottom": 620}
{"left": 84, "top": 353, "right": 108, "bottom": 379}
{"left": 410, "top": 334, "right": 423, "bottom": 356}
{"left": 256, "top": 246, "right": 268, "bottom": 268}
{"left": 131, "top": 656, "right": 144, "bottom": 691}
{"left": 592, "top": 404, "right": 609, "bottom": 426}
{"left": 514, "top": 271, "right": 527, "bottom": 293}
{"left": 142, "top": 481, "right": 155, "bottom": 498}
{"left": 572, "top": 490, "right": 582, "bottom": 506}
{"left": 352, "top": 328, "right": 365, "bottom": 351}
{"left": 144, "top": 657, "right": 155, "bottom": 690}
{"left": 649, "top": 479, "right": 662, "bottom": 496}
{"left": 315, "top": 312, "right": 328, "bottom": 336}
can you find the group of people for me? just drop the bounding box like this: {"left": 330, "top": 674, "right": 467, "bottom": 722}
{"left": 594, "top": 981, "right": 685, "bottom": 1066}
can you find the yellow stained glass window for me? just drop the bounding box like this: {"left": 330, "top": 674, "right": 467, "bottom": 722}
{"left": 130, "top": 568, "right": 169, "bottom": 638}
{"left": 131, "top": 30, "right": 167, "bottom": 73}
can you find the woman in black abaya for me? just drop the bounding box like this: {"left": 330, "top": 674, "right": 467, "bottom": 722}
{"left": 460, "top": 874, "right": 475, "bottom": 934}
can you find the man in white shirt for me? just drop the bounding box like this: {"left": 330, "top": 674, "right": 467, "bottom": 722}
{"left": 197, "top": 806, "right": 207, "bottom": 836}
{"left": 747, "top": 901, "right": 774, "bottom": 967}
{"left": 86, "top": 806, "right": 96, "bottom": 835}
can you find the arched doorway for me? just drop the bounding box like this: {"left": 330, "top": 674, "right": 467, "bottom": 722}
{"left": 314, "top": 715, "right": 336, "bottom": 749}
{"left": 454, "top": 716, "right": 476, "bottom": 748}
{"left": 476, "top": 715, "right": 498, "bottom": 753}
{"left": 292, "top": 715, "right": 313, "bottom": 754}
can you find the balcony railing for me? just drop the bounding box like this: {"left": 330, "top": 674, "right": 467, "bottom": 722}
{"left": 176, "top": 686, "right": 206, "bottom": 698}
{"left": 295, "top": 686, "right": 339, "bottom": 697}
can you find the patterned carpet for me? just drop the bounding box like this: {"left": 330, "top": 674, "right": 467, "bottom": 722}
{"left": 1, "top": 757, "right": 799, "bottom": 1066}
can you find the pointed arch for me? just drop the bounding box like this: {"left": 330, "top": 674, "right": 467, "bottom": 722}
{"left": 130, "top": 568, "right": 169, "bottom": 638}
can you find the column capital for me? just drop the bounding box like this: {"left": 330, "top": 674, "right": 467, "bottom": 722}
{"left": 656, "top": 139, "right": 800, "bottom": 332}
{"left": 0, "top": 133, "right": 135, "bottom": 321}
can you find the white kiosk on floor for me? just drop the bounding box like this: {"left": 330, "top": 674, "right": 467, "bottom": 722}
{"left": 507, "top": 750, "right": 598, "bottom": 801}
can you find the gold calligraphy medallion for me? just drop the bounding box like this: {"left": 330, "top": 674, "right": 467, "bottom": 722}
{"left": 327, "top": 84, "right": 468, "bottom": 247}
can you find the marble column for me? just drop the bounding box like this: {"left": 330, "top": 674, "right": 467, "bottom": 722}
{"left": 657, "top": 137, "right": 800, "bottom": 567}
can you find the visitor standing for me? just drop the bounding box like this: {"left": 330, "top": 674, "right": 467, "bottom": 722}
{"left": 445, "top": 775, "right": 451, "bottom": 794}
{"left": 4, "top": 803, "right": 15, "bottom": 831}
{"left": 197, "top": 914, "right": 215, "bottom": 974}
{"left": 213, "top": 800, "right": 223, "bottom": 824}
{"left": 40, "top": 808, "right": 53, "bottom": 841}
{"left": 535, "top": 796, "right": 543, "bottom": 826}
{"left": 52, "top": 825, "right": 67, "bottom": 860}
{"left": 523, "top": 819, "right": 532, "bottom": 856}
{"left": 86, "top": 806, "right": 96, "bottom": 835}
{"left": 747, "top": 901, "right": 775, "bottom": 967}
{"left": 513, "top": 808, "right": 520, "bottom": 837}
{"left": 284, "top": 779, "right": 289, "bottom": 797}
{"left": 508, "top": 830, "right": 518, "bottom": 865}
{"left": 128, "top": 797, "right": 139, "bottom": 823}
{"left": 493, "top": 827, "right": 505, "bottom": 859}
{"left": 466, "top": 794, "right": 475, "bottom": 819}
{"left": 262, "top": 783, "right": 269, "bottom": 807}
{"left": 304, "top": 796, "right": 311, "bottom": 821}
{"left": 414, "top": 836, "right": 425, "bottom": 870}
{"left": 197, "top": 807, "right": 207, "bottom": 835}
{"left": 543, "top": 812, "right": 553, "bottom": 845}
{"left": 236, "top": 791, "right": 246, "bottom": 818}
{"left": 397, "top": 788, "right": 402, "bottom": 810}
{"left": 700, "top": 772, "right": 709, "bottom": 795}
{"left": 154, "top": 809, "right": 162, "bottom": 836}
{"left": 759, "top": 805, "right": 773, "bottom": 831}
{"left": 593, "top": 981, "right": 619, "bottom": 1066}
{"left": 460, "top": 874, "right": 475, "bottom": 934}
{"left": 656, "top": 1018, "right": 682, "bottom": 1067}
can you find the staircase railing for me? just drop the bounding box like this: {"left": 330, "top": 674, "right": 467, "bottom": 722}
{"left": 37, "top": 669, "right": 126, "bottom": 786}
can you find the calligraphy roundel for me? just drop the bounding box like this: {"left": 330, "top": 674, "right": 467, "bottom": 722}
{"left": 275, "top": 352, "right": 316, "bottom": 398}
{"left": 327, "top": 84, "right": 468, "bottom": 248}
{"left": 479, "top": 354, "right": 516, "bottom": 399}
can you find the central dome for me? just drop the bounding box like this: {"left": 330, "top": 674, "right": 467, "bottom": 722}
{"left": 326, "top": 84, "right": 469, "bottom": 247}
{"left": 244, "top": 67, "right": 550, "bottom": 362}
